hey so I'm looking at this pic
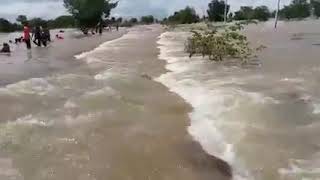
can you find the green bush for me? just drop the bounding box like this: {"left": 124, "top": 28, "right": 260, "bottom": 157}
{"left": 186, "top": 23, "right": 264, "bottom": 62}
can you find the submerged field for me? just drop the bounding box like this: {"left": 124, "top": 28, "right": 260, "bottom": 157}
{"left": 158, "top": 20, "right": 320, "bottom": 179}
{"left": 0, "top": 20, "right": 320, "bottom": 180}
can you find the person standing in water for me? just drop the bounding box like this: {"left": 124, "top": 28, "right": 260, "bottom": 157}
{"left": 42, "top": 25, "right": 51, "bottom": 42}
{"left": 33, "top": 26, "right": 42, "bottom": 47}
{"left": 23, "top": 22, "right": 31, "bottom": 49}
{"left": 41, "top": 25, "right": 51, "bottom": 47}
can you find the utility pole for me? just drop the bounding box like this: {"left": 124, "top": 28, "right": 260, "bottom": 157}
{"left": 274, "top": 0, "right": 281, "bottom": 29}
{"left": 224, "top": 0, "right": 228, "bottom": 23}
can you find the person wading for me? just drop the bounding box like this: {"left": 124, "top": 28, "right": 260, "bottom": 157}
{"left": 23, "top": 22, "right": 31, "bottom": 49}
{"left": 41, "top": 26, "right": 51, "bottom": 47}
{"left": 33, "top": 26, "right": 42, "bottom": 47}
{"left": 42, "top": 25, "right": 51, "bottom": 43}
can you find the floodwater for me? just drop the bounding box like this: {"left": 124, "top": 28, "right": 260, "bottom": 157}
{"left": 1, "top": 20, "right": 320, "bottom": 180}
{"left": 0, "top": 26, "right": 231, "bottom": 180}
{"left": 157, "top": 20, "right": 320, "bottom": 179}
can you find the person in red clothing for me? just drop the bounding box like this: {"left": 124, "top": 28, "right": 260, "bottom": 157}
{"left": 23, "top": 22, "right": 31, "bottom": 49}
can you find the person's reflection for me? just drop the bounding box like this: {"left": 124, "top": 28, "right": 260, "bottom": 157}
{"left": 25, "top": 50, "right": 32, "bottom": 62}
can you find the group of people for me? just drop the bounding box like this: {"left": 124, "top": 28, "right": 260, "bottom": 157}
{"left": 0, "top": 22, "right": 64, "bottom": 54}
{"left": 1, "top": 21, "right": 117, "bottom": 54}
{"left": 23, "top": 22, "right": 51, "bottom": 49}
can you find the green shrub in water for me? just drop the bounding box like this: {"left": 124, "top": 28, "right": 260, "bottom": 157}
{"left": 186, "top": 23, "right": 264, "bottom": 62}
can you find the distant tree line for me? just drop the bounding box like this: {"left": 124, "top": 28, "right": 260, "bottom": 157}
{"left": 233, "top": 0, "right": 320, "bottom": 21}
{"left": 161, "top": 0, "right": 272, "bottom": 24}
{"left": 204, "top": 0, "right": 272, "bottom": 22}
{"left": 163, "top": 6, "right": 200, "bottom": 24}
{"left": 279, "top": 0, "right": 314, "bottom": 19}
{"left": 232, "top": 6, "right": 271, "bottom": 21}
{"left": 2, "top": 0, "right": 320, "bottom": 32}
{"left": 0, "top": 19, "right": 21, "bottom": 32}
{"left": 140, "top": 15, "right": 155, "bottom": 24}
{"left": 161, "top": 0, "right": 320, "bottom": 25}
{"left": 0, "top": 15, "right": 76, "bottom": 32}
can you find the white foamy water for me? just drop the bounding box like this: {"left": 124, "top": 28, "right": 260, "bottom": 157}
{"left": 156, "top": 21, "right": 320, "bottom": 180}
{"left": 75, "top": 29, "right": 138, "bottom": 62}
{"left": 312, "top": 103, "right": 320, "bottom": 114}
{"left": 157, "top": 31, "right": 255, "bottom": 179}
{"left": 0, "top": 78, "right": 55, "bottom": 96}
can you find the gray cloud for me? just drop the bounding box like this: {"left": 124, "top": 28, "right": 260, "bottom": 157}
{"left": 0, "top": 0, "right": 292, "bottom": 21}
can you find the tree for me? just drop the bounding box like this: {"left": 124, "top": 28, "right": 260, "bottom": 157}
{"left": 48, "top": 15, "right": 76, "bottom": 28}
{"left": 29, "top": 18, "right": 47, "bottom": 27}
{"left": 228, "top": 12, "right": 234, "bottom": 21}
{"left": 111, "top": 17, "right": 116, "bottom": 23}
{"left": 234, "top": 6, "right": 254, "bottom": 20}
{"left": 140, "top": 15, "right": 154, "bottom": 24}
{"left": 311, "top": 0, "right": 320, "bottom": 17}
{"left": 0, "top": 18, "right": 15, "bottom": 32}
{"left": 16, "top": 15, "right": 27, "bottom": 25}
{"left": 234, "top": 6, "right": 271, "bottom": 21}
{"left": 129, "top": 18, "right": 138, "bottom": 24}
{"left": 166, "top": 6, "right": 200, "bottom": 24}
{"left": 253, "top": 6, "right": 271, "bottom": 21}
{"left": 207, "top": 0, "right": 230, "bottom": 22}
{"left": 64, "top": 0, "right": 118, "bottom": 32}
{"left": 280, "top": 0, "right": 310, "bottom": 19}
{"left": 116, "top": 17, "right": 123, "bottom": 23}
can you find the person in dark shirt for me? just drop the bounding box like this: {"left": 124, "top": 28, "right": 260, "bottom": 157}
{"left": 33, "top": 26, "right": 42, "bottom": 47}
{"left": 42, "top": 26, "right": 51, "bottom": 42}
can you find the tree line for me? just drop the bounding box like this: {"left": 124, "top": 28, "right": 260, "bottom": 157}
{"left": 0, "top": 15, "right": 158, "bottom": 33}
{"left": 0, "top": 0, "right": 157, "bottom": 33}
{"left": 279, "top": 0, "right": 320, "bottom": 19}
{"left": 1, "top": 0, "right": 320, "bottom": 33}
{"left": 0, "top": 15, "right": 76, "bottom": 33}
{"left": 163, "top": 0, "right": 320, "bottom": 24}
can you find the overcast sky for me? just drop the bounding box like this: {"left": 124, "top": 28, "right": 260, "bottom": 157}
{"left": 0, "top": 0, "right": 292, "bottom": 21}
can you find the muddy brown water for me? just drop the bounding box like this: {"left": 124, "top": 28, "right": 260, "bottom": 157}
{"left": 0, "top": 25, "right": 231, "bottom": 180}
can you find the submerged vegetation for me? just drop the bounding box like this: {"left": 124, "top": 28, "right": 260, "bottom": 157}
{"left": 185, "top": 23, "right": 264, "bottom": 62}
